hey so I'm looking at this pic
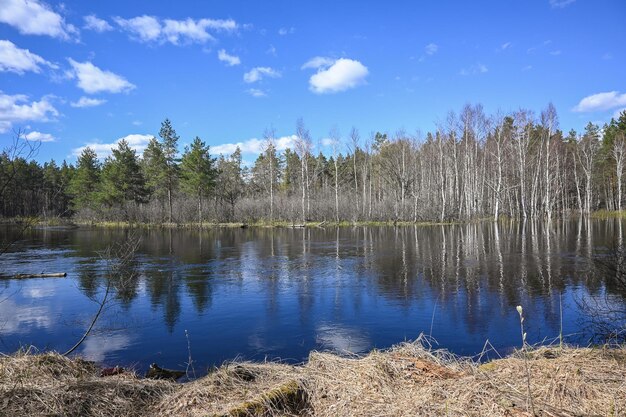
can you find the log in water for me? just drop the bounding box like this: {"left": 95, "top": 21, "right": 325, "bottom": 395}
{"left": 12, "top": 272, "right": 67, "bottom": 279}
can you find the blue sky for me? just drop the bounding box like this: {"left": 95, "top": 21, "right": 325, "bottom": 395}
{"left": 0, "top": 0, "right": 625, "bottom": 163}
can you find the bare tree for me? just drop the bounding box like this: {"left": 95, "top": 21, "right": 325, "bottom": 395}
{"left": 263, "top": 128, "right": 277, "bottom": 222}
{"left": 613, "top": 133, "right": 626, "bottom": 212}
{"left": 329, "top": 127, "right": 341, "bottom": 222}
{"left": 294, "top": 118, "right": 312, "bottom": 223}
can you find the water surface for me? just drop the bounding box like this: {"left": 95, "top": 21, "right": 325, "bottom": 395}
{"left": 0, "top": 220, "right": 623, "bottom": 372}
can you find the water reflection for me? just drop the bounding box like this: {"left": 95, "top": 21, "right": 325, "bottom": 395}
{"left": 0, "top": 219, "right": 624, "bottom": 369}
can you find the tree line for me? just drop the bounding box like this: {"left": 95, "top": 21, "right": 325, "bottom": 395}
{"left": 1, "top": 104, "right": 626, "bottom": 224}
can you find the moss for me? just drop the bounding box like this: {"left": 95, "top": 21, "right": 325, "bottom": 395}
{"left": 213, "top": 380, "right": 308, "bottom": 417}
{"left": 478, "top": 362, "right": 498, "bottom": 372}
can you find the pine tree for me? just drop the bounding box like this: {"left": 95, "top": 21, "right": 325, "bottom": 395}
{"left": 99, "top": 140, "right": 147, "bottom": 216}
{"left": 142, "top": 137, "right": 167, "bottom": 203}
{"left": 159, "top": 119, "right": 180, "bottom": 223}
{"left": 180, "top": 136, "right": 217, "bottom": 224}
{"left": 68, "top": 147, "right": 100, "bottom": 211}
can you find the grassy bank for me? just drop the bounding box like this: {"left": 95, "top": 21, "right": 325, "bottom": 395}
{"left": 591, "top": 209, "right": 626, "bottom": 219}
{"left": 3, "top": 211, "right": 626, "bottom": 230}
{"left": 16, "top": 218, "right": 463, "bottom": 229}
{"left": 2, "top": 341, "right": 624, "bottom": 417}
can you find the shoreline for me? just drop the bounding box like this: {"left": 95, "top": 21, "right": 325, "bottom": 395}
{"left": 4, "top": 210, "right": 626, "bottom": 230}
{"left": 2, "top": 341, "right": 624, "bottom": 416}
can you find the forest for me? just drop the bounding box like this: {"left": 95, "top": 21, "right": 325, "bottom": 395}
{"left": 2, "top": 103, "right": 626, "bottom": 225}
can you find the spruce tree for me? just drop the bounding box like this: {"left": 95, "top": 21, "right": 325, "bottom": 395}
{"left": 180, "top": 136, "right": 217, "bottom": 224}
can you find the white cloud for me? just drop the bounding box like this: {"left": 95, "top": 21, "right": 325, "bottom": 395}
{"left": 0, "top": 40, "right": 57, "bottom": 74}
{"left": 114, "top": 15, "right": 237, "bottom": 45}
{"left": 425, "top": 43, "right": 438, "bottom": 55}
{"left": 243, "top": 66, "right": 281, "bottom": 83}
{"left": 459, "top": 63, "right": 488, "bottom": 76}
{"left": 67, "top": 59, "right": 135, "bottom": 94}
{"left": 212, "top": 134, "right": 296, "bottom": 155}
{"left": 217, "top": 49, "right": 240, "bottom": 66}
{"left": 70, "top": 96, "right": 107, "bottom": 108}
{"left": 266, "top": 44, "right": 277, "bottom": 56}
{"left": 305, "top": 58, "right": 369, "bottom": 94}
{"left": 500, "top": 42, "right": 512, "bottom": 50}
{"left": 83, "top": 14, "right": 113, "bottom": 32}
{"left": 24, "top": 130, "right": 54, "bottom": 142}
{"left": 301, "top": 56, "right": 335, "bottom": 70}
{"left": 321, "top": 137, "right": 335, "bottom": 147}
{"left": 0, "top": 0, "right": 78, "bottom": 40}
{"left": 162, "top": 18, "right": 216, "bottom": 44}
{"left": 550, "top": 50, "right": 562, "bottom": 56}
{"left": 114, "top": 15, "right": 160, "bottom": 42}
{"left": 0, "top": 91, "right": 58, "bottom": 133}
{"left": 246, "top": 88, "right": 266, "bottom": 97}
{"left": 72, "top": 133, "right": 154, "bottom": 159}
{"left": 573, "top": 91, "right": 626, "bottom": 113}
{"left": 278, "top": 27, "right": 294, "bottom": 35}
{"left": 549, "top": 0, "right": 575, "bottom": 8}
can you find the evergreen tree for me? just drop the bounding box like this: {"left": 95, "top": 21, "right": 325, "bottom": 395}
{"left": 142, "top": 137, "right": 167, "bottom": 202}
{"left": 68, "top": 147, "right": 100, "bottom": 211}
{"left": 180, "top": 136, "right": 217, "bottom": 224}
{"left": 159, "top": 119, "right": 180, "bottom": 223}
{"left": 99, "top": 140, "right": 147, "bottom": 216}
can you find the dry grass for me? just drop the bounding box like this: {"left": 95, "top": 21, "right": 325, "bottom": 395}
{"left": 0, "top": 349, "right": 176, "bottom": 417}
{"left": 1, "top": 341, "right": 625, "bottom": 417}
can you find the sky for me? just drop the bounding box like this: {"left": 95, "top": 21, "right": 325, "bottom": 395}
{"left": 0, "top": 0, "right": 625, "bottom": 163}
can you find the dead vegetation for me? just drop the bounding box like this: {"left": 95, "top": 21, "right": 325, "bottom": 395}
{"left": 1, "top": 341, "right": 625, "bottom": 417}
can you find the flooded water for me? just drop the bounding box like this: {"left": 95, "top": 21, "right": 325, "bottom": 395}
{"left": 0, "top": 220, "right": 624, "bottom": 373}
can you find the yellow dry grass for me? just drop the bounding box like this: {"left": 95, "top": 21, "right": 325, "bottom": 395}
{"left": 1, "top": 341, "right": 625, "bottom": 417}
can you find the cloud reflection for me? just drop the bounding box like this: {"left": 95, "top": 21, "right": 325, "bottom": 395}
{"left": 316, "top": 324, "right": 370, "bottom": 354}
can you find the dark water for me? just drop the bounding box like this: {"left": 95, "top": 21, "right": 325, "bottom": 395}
{"left": 0, "top": 220, "right": 624, "bottom": 373}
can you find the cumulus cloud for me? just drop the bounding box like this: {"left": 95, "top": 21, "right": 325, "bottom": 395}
{"left": 212, "top": 134, "right": 297, "bottom": 155}
{"left": 114, "top": 15, "right": 161, "bottom": 42}
{"left": 459, "top": 63, "right": 488, "bottom": 76}
{"left": 83, "top": 14, "right": 113, "bottom": 32}
{"left": 425, "top": 43, "right": 438, "bottom": 55}
{"left": 0, "top": 40, "right": 57, "bottom": 74}
{"left": 303, "top": 57, "right": 369, "bottom": 94}
{"left": 70, "top": 96, "right": 107, "bottom": 108}
{"left": 114, "top": 15, "right": 237, "bottom": 45}
{"left": 549, "top": 0, "right": 575, "bottom": 8}
{"left": 217, "top": 49, "right": 240, "bottom": 66}
{"left": 0, "top": 0, "right": 78, "bottom": 40}
{"left": 24, "top": 130, "right": 54, "bottom": 142}
{"left": 72, "top": 133, "right": 154, "bottom": 159}
{"left": 301, "top": 56, "right": 335, "bottom": 70}
{"left": 246, "top": 88, "right": 266, "bottom": 97}
{"left": 573, "top": 91, "right": 626, "bottom": 113}
{"left": 0, "top": 91, "right": 59, "bottom": 133}
{"left": 243, "top": 67, "right": 281, "bottom": 83}
{"left": 67, "top": 59, "right": 135, "bottom": 94}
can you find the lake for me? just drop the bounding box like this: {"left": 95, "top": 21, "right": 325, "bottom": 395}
{"left": 0, "top": 219, "right": 623, "bottom": 373}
